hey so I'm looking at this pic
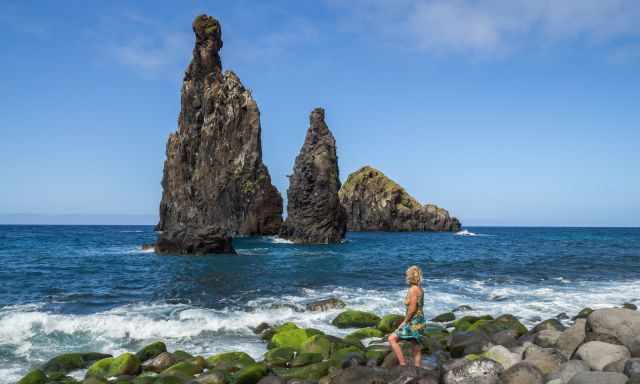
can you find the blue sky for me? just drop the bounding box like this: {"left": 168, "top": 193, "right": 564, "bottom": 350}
{"left": 0, "top": 0, "right": 638, "bottom": 226}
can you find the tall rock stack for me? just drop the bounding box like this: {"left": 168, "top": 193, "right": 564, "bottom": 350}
{"left": 155, "top": 15, "right": 283, "bottom": 254}
{"left": 279, "top": 108, "right": 347, "bottom": 244}
{"left": 339, "top": 166, "right": 461, "bottom": 232}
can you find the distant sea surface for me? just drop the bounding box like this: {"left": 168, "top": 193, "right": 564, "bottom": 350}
{"left": 1, "top": 225, "right": 639, "bottom": 382}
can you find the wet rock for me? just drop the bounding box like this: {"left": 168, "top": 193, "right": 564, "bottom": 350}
{"left": 533, "top": 329, "right": 561, "bottom": 348}
{"left": 86, "top": 353, "right": 141, "bottom": 379}
{"left": 624, "top": 357, "right": 640, "bottom": 377}
{"left": 256, "top": 376, "right": 286, "bottom": 384}
{"left": 196, "top": 370, "right": 229, "bottom": 384}
{"left": 136, "top": 341, "right": 167, "bottom": 362}
{"left": 142, "top": 352, "right": 178, "bottom": 373}
{"left": 207, "top": 351, "right": 256, "bottom": 373}
{"left": 522, "top": 344, "right": 566, "bottom": 375}
{"left": 499, "top": 362, "right": 544, "bottom": 384}
{"left": 624, "top": 303, "right": 638, "bottom": 310}
{"left": 332, "top": 310, "right": 381, "bottom": 329}
{"left": 156, "top": 14, "right": 283, "bottom": 249}
{"left": 546, "top": 360, "right": 590, "bottom": 384}
{"left": 291, "top": 352, "right": 323, "bottom": 367}
{"left": 556, "top": 318, "right": 586, "bottom": 359}
{"left": 531, "top": 319, "right": 566, "bottom": 333}
{"left": 587, "top": 308, "right": 640, "bottom": 354}
{"left": 234, "top": 363, "right": 268, "bottom": 384}
{"left": 442, "top": 358, "right": 503, "bottom": 384}
{"left": 269, "top": 328, "right": 310, "bottom": 351}
{"left": 378, "top": 314, "right": 405, "bottom": 333}
{"left": 432, "top": 312, "right": 456, "bottom": 323}
{"left": 155, "top": 225, "right": 235, "bottom": 255}
{"left": 161, "top": 359, "right": 205, "bottom": 377}
{"left": 279, "top": 108, "right": 347, "bottom": 244}
{"left": 17, "top": 370, "right": 47, "bottom": 384}
{"left": 573, "top": 308, "right": 593, "bottom": 320}
{"left": 305, "top": 298, "right": 346, "bottom": 312}
{"left": 575, "top": 341, "right": 630, "bottom": 370}
{"left": 271, "top": 361, "right": 330, "bottom": 381}
{"left": 490, "top": 329, "right": 519, "bottom": 348}
{"left": 339, "top": 166, "right": 461, "bottom": 232}
{"left": 448, "top": 330, "right": 492, "bottom": 358}
{"left": 42, "top": 352, "right": 112, "bottom": 375}
{"left": 482, "top": 345, "right": 520, "bottom": 369}
{"left": 567, "top": 371, "right": 628, "bottom": 384}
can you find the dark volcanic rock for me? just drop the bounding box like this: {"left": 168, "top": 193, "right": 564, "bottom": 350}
{"left": 339, "top": 166, "right": 461, "bottom": 232}
{"left": 155, "top": 225, "right": 234, "bottom": 255}
{"left": 156, "top": 14, "right": 283, "bottom": 253}
{"left": 279, "top": 108, "right": 347, "bottom": 244}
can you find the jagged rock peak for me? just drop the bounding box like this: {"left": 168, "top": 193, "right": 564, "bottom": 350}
{"left": 279, "top": 107, "right": 347, "bottom": 244}
{"left": 339, "top": 166, "right": 461, "bottom": 232}
{"left": 155, "top": 14, "right": 283, "bottom": 254}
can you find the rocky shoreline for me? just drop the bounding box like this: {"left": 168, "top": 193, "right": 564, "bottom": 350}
{"left": 17, "top": 301, "right": 640, "bottom": 384}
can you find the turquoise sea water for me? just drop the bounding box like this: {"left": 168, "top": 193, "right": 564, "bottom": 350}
{"left": 1, "top": 225, "right": 639, "bottom": 381}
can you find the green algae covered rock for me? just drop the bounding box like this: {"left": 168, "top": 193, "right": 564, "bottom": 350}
{"left": 432, "top": 312, "right": 456, "bottom": 323}
{"left": 153, "top": 376, "right": 185, "bottom": 384}
{"left": 17, "top": 370, "right": 47, "bottom": 384}
{"left": 264, "top": 347, "right": 296, "bottom": 367}
{"left": 268, "top": 328, "right": 309, "bottom": 350}
{"left": 83, "top": 377, "right": 108, "bottom": 384}
{"left": 332, "top": 310, "right": 381, "bottom": 329}
{"left": 135, "top": 341, "right": 167, "bottom": 362}
{"left": 161, "top": 360, "right": 204, "bottom": 377}
{"left": 377, "top": 314, "right": 404, "bottom": 333}
{"left": 345, "top": 327, "right": 384, "bottom": 341}
{"left": 453, "top": 315, "right": 494, "bottom": 332}
{"left": 173, "top": 350, "right": 193, "bottom": 362}
{"left": 86, "top": 353, "right": 141, "bottom": 379}
{"left": 273, "top": 322, "right": 299, "bottom": 333}
{"left": 365, "top": 347, "right": 389, "bottom": 365}
{"left": 468, "top": 315, "right": 528, "bottom": 337}
{"left": 233, "top": 363, "right": 267, "bottom": 384}
{"left": 193, "top": 370, "right": 229, "bottom": 384}
{"left": 206, "top": 351, "right": 255, "bottom": 372}
{"left": 300, "top": 334, "right": 332, "bottom": 358}
{"left": 330, "top": 346, "right": 365, "bottom": 368}
{"left": 43, "top": 352, "right": 112, "bottom": 375}
{"left": 291, "top": 352, "right": 323, "bottom": 367}
{"left": 272, "top": 361, "right": 330, "bottom": 381}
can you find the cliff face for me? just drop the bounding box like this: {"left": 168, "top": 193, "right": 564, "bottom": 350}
{"left": 339, "top": 166, "right": 461, "bottom": 232}
{"left": 155, "top": 15, "right": 283, "bottom": 253}
{"left": 279, "top": 108, "right": 347, "bottom": 244}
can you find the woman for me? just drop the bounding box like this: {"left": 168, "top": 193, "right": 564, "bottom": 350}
{"left": 388, "top": 265, "right": 426, "bottom": 367}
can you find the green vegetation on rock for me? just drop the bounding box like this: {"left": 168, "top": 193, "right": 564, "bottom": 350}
{"left": 206, "top": 351, "right": 255, "bottom": 372}
{"left": 291, "top": 352, "right": 323, "bottom": 367}
{"left": 272, "top": 361, "right": 330, "bottom": 381}
{"left": 233, "top": 363, "right": 268, "bottom": 384}
{"left": 264, "top": 347, "right": 295, "bottom": 366}
{"left": 17, "top": 370, "right": 47, "bottom": 384}
{"left": 377, "top": 314, "right": 404, "bottom": 333}
{"left": 268, "top": 328, "right": 309, "bottom": 350}
{"left": 331, "top": 310, "right": 381, "bottom": 329}
{"left": 300, "top": 334, "right": 332, "bottom": 358}
{"left": 161, "top": 360, "right": 203, "bottom": 377}
{"left": 345, "top": 327, "right": 384, "bottom": 341}
{"left": 431, "top": 312, "right": 456, "bottom": 322}
{"left": 135, "top": 341, "right": 167, "bottom": 362}
{"left": 85, "top": 353, "right": 140, "bottom": 379}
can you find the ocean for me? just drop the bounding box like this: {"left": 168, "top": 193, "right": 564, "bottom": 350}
{"left": 1, "top": 225, "right": 639, "bottom": 382}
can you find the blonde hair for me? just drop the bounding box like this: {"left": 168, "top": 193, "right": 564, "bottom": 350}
{"left": 405, "top": 265, "right": 423, "bottom": 285}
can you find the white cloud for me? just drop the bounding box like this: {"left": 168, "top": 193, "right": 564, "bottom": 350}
{"left": 108, "top": 32, "right": 191, "bottom": 73}
{"left": 330, "top": 0, "right": 640, "bottom": 56}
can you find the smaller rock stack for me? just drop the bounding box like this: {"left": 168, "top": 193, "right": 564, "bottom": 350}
{"left": 279, "top": 108, "right": 347, "bottom": 244}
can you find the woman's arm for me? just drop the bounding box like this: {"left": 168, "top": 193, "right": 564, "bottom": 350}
{"left": 403, "top": 286, "right": 419, "bottom": 324}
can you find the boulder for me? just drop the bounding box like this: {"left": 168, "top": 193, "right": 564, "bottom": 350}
{"left": 327, "top": 366, "right": 391, "bottom": 384}
{"left": 499, "top": 362, "right": 544, "bottom": 384}
{"left": 264, "top": 347, "right": 296, "bottom": 367}
{"left": 136, "top": 341, "right": 167, "bottom": 362}
{"left": 453, "top": 316, "right": 493, "bottom": 333}
{"left": 206, "top": 351, "right": 256, "bottom": 372}
{"left": 546, "top": 360, "right": 591, "bottom": 384}
{"left": 142, "top": 352, "right": 178, "bottom": 373}
{"left": 269, "top": 328, "right": 309, "bottom": 350}
{"left": 490, "top": 329, "right": 519, "bottom": 348}
{"left": 467, "top": 315, "right": 527, "bottom": 338}
{"left": 156, "top": 15, "right": 283, "bottom": 241}
{"left": 332, "top": 310, "right": 381, "bottom": 329}
{"left": 42, "top": 352, "right": 112, "bottom": 375}
{"left": 447, "top": 331, "right": 492, "bottom": 358}
{"left": 573, "top": 308, "right": 593, "bottom": 320}
{"left": 339, "top": 166, "right": 461, "bottom": 232}
{"left": 624, "top": 303, "right": 638, "bottom": 310}
{"left": 345, "top": 327, "right": 384, "bottom": 341}
{"left": 556, "top": 319, "right": 586, "bottom": 359}
{"left": 279, "top": 108, "right": 347, "bottom": 244}
{"left": 291, "top": 352, "right": 323, "bottom": 367}
{"left": 624, "top": 358, "right": 640, "bottom": 377}
{"left": 161, "top": 360, "right": 204, "bottom": 377}
{"left": 234, "top": 363, "right": 268, "bottom": 384}
{"left": 378, "top": 314, "right": 405, "bottom": 333}
{"left": 155, "top": 225, "right": 235, "bottom": 255}
{"left": 442, "top": 358, "right": 503, "bottom": 384}
{"left": 603, "top": 358, "right": 628, "bottom": 373}
{"left": 432, "top": 312, "right": 456, "bottom": 323}
{"left": 195, "top": 370, "right": 229, "bottom": 384}
{"left": 256, "top": 376, "right": 285, "bottom": 384}
{"left": 17, "top": 370, "right": 47, "bottom": 384}
{"left": 575, "top": 341, "right": 630, "bottom": 370}
{"left": 531, "top": 319, "right": 566, "bottom": 333}
{"left": 533, "top": 330, "right": 561, "bottom": 348}
{"left": 271, "top": 361, "right": 330, "bottom": 381}
{"left": 567, "top": 372, "right": 629, "bottom": 384}
{"left": 587, "top": 308, "right": 640, "bottom": 354}
{"left": 482, "top": 345, "right": 520, "bottom": 369}
{"left": 86, "top": 353, "right": 141, "bottom": 379}
{"left": 300, "top": 335, "right": 332, "bottom": 358}
{"left": 522, "top": 345, "right": 567, "bottom": 375}
{"left": 305, "top": 298, "right": 346, "bottom": 312}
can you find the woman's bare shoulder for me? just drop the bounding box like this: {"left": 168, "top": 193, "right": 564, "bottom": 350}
{"left": 409, "top": 285, "right": 422, "bottom": 296}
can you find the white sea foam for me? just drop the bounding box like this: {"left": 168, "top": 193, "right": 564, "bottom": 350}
{"left": 265, "top": 236, "right": 294, "bottom": 244}
{"left": 455, "top": 229, "right": 493, "bottom": 237}
{"left": 2, "top": 280, "right": 639, "bottom": 383}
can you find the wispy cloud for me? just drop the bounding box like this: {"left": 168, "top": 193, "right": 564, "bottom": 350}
{"left": 107, "top": 32, "right": 191, "bottom": 73}
{"left": 329, "top": 0, "right": 640, "bottom": 56}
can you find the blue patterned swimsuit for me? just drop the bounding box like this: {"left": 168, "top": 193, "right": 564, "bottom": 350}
{"left": 395, "top": 288, "right": 426, "bottom": 342}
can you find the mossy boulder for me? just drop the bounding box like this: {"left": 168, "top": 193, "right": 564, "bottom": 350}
{"left": 272, "top": 361, "right": 330, "bottom": 381}
{"left": 161, "top": 360, "right": 204, "bottom": 377}
{"left": 136, "top": 341, "right": 167, "bottom": 362}
{"left": 153, "top": 376, "right": 185, "bottom": 384}
{"left": 173, "top": 350, "right": 193, "bottom": 362}
{"left": 467, "top": 315, "right": 527, "bottom": 337}
{"left": 233, "top": 363, "right": 267, "bottom": 384}
{"left": 274, "top": 322, "right": 300, "bottom": 333}
{"left": 132, "top": 374, "right": 157, "bottom": 384}
{"left": 305, "top": 328, "right": 325, "bottom": 337}
{"left": 330, "top": 346, "right": 365, "bottom": 368}
{"left": 432, "top": 312, "right": 456, "bottom": 323}
{"left": 300, "top": 334, "right": 332, "bottom": 358}
{"left": 83, "top": 377, "right": 108, "bottom": 384}
{"left": 86, "top": 353, "right": 141, "bottom": 379}
{"left": 332, "top": 310, "right": 381, "bottom": 329}
{"left": 193, "top": 370, "right": 229, "bottom": 384}
{"left": 206, "top": 351, "right": 255, "bottom": 372}
{"left": 43, "top": 352, "right": 112, "bottom": 374}
{"left": 345, "top": 327, "right": 384, "bottom": 341}
{"left": 268, "top": 328, "right": 309, "bottom": 350}
{"left": 377, "top": 314, "right": 404, "bottom": 333}
{"left": 264, "top": 347, "right": 296, "bottom": 367}
{"left": 453, "top": 315, "right": 494, "bottom": 332}
{"left": 291, "top": 352, "right": 323, "bottom": 367}
{"left": 17, "top": 370, "right": 47, "bottom": 384}
{"left": 574, "top": 307, "right": 594, "bottom": 320}
{"left": 365, "top": 347, "right": 389, "bottom": 365}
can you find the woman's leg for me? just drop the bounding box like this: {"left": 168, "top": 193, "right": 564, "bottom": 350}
{"left": 388, "top": 334, "right": 406, "bottom": 366}
{"left": 412, "top": 341, "right": 422, "bottom": 367}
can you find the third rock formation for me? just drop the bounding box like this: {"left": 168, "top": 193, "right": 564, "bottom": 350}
{"left": 339, "top": 166, "right": 461, "bottom": 232}
{"left": 279, "top": 108, "right": 347, "bottom": 244}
